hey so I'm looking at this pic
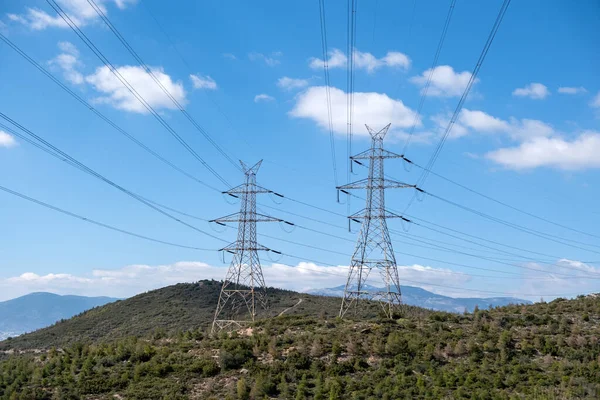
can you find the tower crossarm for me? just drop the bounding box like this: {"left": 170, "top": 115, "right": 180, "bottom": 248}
{"left": 210, "top": 212, "right": 283, "bottom": 224}
{"left": 348, "top": 208, "right": 404, "bottom": 221}
{"left": 350, "top": 148, "right": 403, "bottom": 160}
{"left": 219, "top": 241, "right": 273, "bottom": 253}
{"left": 223, "top": 184, "right": 274, "bottom": 196}
{"left": 337, "top": 178, "right": 415, "bottom": 190}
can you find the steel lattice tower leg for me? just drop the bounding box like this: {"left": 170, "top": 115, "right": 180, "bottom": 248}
{"left": 337, "top": 124, "right": 413, "bottom": 318}
{"left": 211, "top": 160, "right": 284, "bottom": 334}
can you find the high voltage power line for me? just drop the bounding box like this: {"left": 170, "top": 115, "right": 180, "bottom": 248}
{"left": 44, "top": 0, "right": 232, "bottom": 188}
{"left": 0, "top": 113, "right": 227, "bottom": 244}
{"left": 353, "top": 158, "right": 600, "bottom": 254}
{"left": 10, "top": 9, "right": 581, "bottom": 268}
{"left": 0, "top": 33, "right": 221, "bottom": 194}
{"left": 4, "top": 181, "right": 599, "bottom": 289}
{"left": 403, "top": 158, "right": 600, "bottom": 240}
{"left": 318, "top": 0, "right": 339, "bottom": 185}
{"left": 401, "top": 0, "right": 457, "bottom": 154}
{"left": 406, "top": 0, "right": 512, "bottom": 211}
{"left": 84, "top": 0, "right": 241, "bottom": 172}
{"left": 134, "top": 195, "right": 600, "bottom": 280}
{"left": 0, "top": 184, "right": 216, "bottom": 252}
{"left": 4, "top": 0, "right": 597, "bottom": 303}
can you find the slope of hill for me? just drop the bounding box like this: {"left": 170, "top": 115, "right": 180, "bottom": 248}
{"left": 0, "top": 292, "right": 118, "bottom": 340}
{"left": 307, "top": 284, "right": 531, "bottom": 312}
{"left": 0, "top": 289, "right": 598, "bottom": 399}
{"left": 0, "top": 280, "right": 386, "bottom": 350}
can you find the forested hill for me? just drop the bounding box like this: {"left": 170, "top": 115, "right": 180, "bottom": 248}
{"left": 0, "top": 280, "right": 383, "bottom": 351}
{"left": 0, "top": 293, "right": 598, "bottom": 399}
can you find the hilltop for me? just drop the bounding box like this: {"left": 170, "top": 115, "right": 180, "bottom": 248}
{"left": 0, "top": 292, "right": 597, "bottom": 398}
{"left": 0, "top": 280, "right": 384, "bottom": 351}
{"left": 0, "top": 280, "right": 598, "bottom": 399}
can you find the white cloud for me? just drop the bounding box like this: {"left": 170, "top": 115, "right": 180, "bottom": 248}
{"left": 248, "top": 52, "right": 282, "bottom": 67}
{"left": 190, "top": 74, "right": 217, "bottom": 90}
{"left": 591, "top": 91, "right": 600, "bottom": 109}
{"left": 8, "top": 0, "right": 136, "bottom": 31}
{"left": 558, "top": 86, "right": 587, "bottom": 95}
{"left": 222, "top": 53, "right": 237, "bottom": 60}
{"left": 512, "top": 82, "right": 550, "bottom": 99}
{"left": 309, "top": 48, "right": 347, "bottom": 69}
{"left": 435, "top": 109, "right": 555, "bottom": 141}
{"left": 48, "top": 41, "right": 84, "bottom": 85}
{"left": 0, "top": 261, "right": 473, "bottom": 301}
{"left": 485, "top": 131, "right": 600, "bottom": 170}
{"left": 277, "top": 77, "right": 310, "bottom": 91}
{"left": 85, "top": 65, "right": 186, "bottom": 113}
{"left": 254, "top": 94, "right": 275, "bottom": 103}
{"left": 0, "top": 130, "right": 17, "bottom": 148}
{"left": 517, "top": 259, "right": 600, "bottom": 300}
{"left": 290, "top": 86, "right": 420, "bottom": 138}
{"left": 309, "top": 48, "right": 410, "bottom": 73}
{"left": 410, "top": 65, "right": 476, "bottom": 97}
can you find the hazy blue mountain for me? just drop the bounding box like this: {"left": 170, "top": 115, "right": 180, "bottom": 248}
{"left": 0, "top": 292, "right": 119, "bottom": 340}
{"left": 306, "top": 284, "right": 530, "bottom": 313}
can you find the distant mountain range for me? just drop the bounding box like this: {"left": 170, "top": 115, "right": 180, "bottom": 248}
{"left": 0, "top": 292, "right": 119, "bottom": 340}
{"left": 306, "top": 284, "right": 530, "bottom": 313}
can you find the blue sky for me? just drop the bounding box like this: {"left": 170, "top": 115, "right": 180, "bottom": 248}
{"left": 0, "top": 0, "right": 599, "bottom": 301}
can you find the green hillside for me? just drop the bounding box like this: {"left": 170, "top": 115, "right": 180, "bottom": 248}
{"left": 0, "top": 280, "right": 382, "bottom": 351}
{"left": 0, "top": 283, "right": 599, "bottom": 399}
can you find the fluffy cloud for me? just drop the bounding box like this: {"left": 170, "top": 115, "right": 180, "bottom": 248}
{"left": 512, "top": 83, "right": 550, "bottom": 99}
{"left": 591, "top": 91, "right": 600, "bottom": 109}
{"left": 248, "top": 51, "right": 282, "bottom": 67}
{"left": 309, "top": 49, "right": 410, "bottom": 73}
{"left": 254, "top": 94, "right": 275, "bottom": 103}
{"left": 8, "top": 0, "right": 136, "bottom": 30}
{"left": 485, "top": 131, "right": 600, "bottom": 170}
{"left": 435, "top": 109, "right": 555, "bottom": 141}
{"left": 277, "top": 77, "right": 310, "bottom": 91}
{"left": 290, "top": 86, "right": 420, "bottom": 138}
{"left": 410, "top": 65, "right": 476, "bottom": 97}
{"left": 222, "top": 53, "right": 237, "bottom": 60}
{"left": 0, "top": 260, "right": 474, "bottom": 301}
{"left": 0, "top": 130, "right": 17, "bottom": 148}
{"left": 85, "top": 65, "right": 186, "bottom": 113}
{"left": 517, "top": 259, "right": 600, "bottom": 300}
{"left": 309, "top": 48, "right": 347, "bottom": 69}
{"left": 48, "top": 41, "right": 84, "bottom": 85}
{"left": 558, "top": 86, "right": 587, "bottom": 95}
{"left": 190, "top": 74, "right": 217, "bottom": 90}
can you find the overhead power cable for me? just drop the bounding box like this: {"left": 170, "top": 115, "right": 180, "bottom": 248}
{"left": 0, "top": 33, "right": 220, "bottom": 194}
{"left": 142, "top": 196, "right": 600, "bottom": 280}
{"left": 45, "top": 0, "right": 231, "bottom": 188}
{"left": 0, "top": 113, "right": 227, "bottom": 244}
{"left": 401, "top": 0, "right": 456, "bottom": 154}
{"left": 318, "top": 0, "right": 339, "bottom": 185}
{"left": 85, "top": 0, "right": 240, "bottom": 172}
{"left": 278, "top": 254, "right": 600, "bottom": 297}
{"left": 5, "top": 178, "right": 593, "bottom": 291}
{"left": 283, "top": 189, "right": 574, "bottom": 263}
{"left": 408, "top": 0, "right": 511, "bottom": 210}
{"left": 402, "top": 157, "right": 600, "bottom": 241}
{"left": 423, "top": 190, "right": 600, "bottom": 255}
{"left": 0, "top": 184, "right": 214, "bottom": 252}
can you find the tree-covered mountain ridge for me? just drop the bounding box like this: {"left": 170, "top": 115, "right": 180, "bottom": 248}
{"left": 0, "top": 281, "right": 598, "bottom": 399}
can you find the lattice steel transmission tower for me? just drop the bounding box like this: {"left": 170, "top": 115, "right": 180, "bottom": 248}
{"left": 337, "top": 124, "right": 413, "bottom": 318}
{"left": 210, "top": 160, "right": 284, "bottom": 334}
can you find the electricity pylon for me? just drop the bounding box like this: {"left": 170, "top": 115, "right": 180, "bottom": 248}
{"left": 337, "top": 124, "right": 413, "bottom": 318}
{"left": 210, "top": 160, "right": 284, "bottom": 334}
